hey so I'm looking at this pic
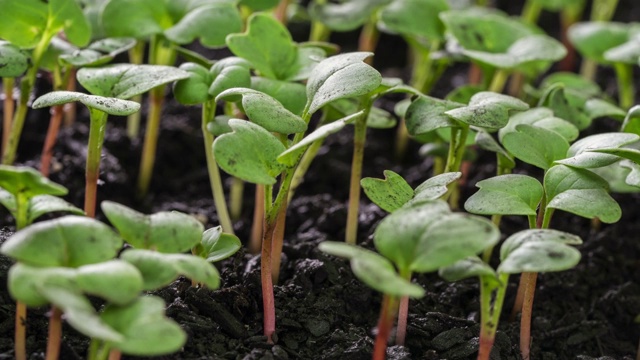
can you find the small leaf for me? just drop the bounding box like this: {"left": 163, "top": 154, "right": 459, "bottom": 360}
{"left": 164, "top": 2, "right": 242, "bottom": 48}
{"left": 544, "top": 165, "right": 621, "bottom": 223}
{"left": 622, "top": 105, "right": 640, "bottom": 135}
{"left": 592, "top": 148, "right": 640, "bottom": 164}
{"left": 101, "top": 296, "right": 187, "bottom": 356}
{"left": 538, "top": 85, "right": 591, "bottom": 130}
{"left": 621, "top": 160, "right": 640, "bottom": 188}
{"left": 463, "top": 34, "right": 566, "bottom": 70}
{"left": 0, "top": 165, "right": 67, "bottom": 198}
{"left": 605, "top": 34, "right": 640, "bottom": 64}
{"left": 167, "top": 254, "right": 220, "bottom": 289}
{"left": 27, "top": 195, "right": 84, "bottom": 223}
{"left": 502, "top": 124, "right": 569, "bottom": 170}
{"left": 499, "top": 108, "right": 579, "bottom": 142}
{"left": 305, "top": 52, "right": 382, "bottom": 115}
{"left": 308, "top": 0, "right": 391, "bottom": 32}
{"left": 75, "top": 260, "right": 143, "bottom": 305}
{"left": 1, "top": 216, "right": 122, "bottom": 268}
{"left": 405, "top": 95, "right": 462, "bottom": 135}
{"left": 208, "top": 60, "right": 252, "bottom": 99}
{"left": 250, "top": 77, "right": 307, "bottom": 115}
{"left": 198, "top": 226, "right": 242, "bottom": 263}
{"left": 59, "top": 37, "right": 137, "bottom": 67}
{"left": 33, "top": 91, "right": 140, "bottom": 116}
{"left": 569, "top": 22, "right": 635, "bottom": 63}
{"left": 213, "top": 119, "right": 287, "bottom": 185}
{"left": 378, "top": 0, "right": 449, "bottom": 42}
{"left": 445, "top": 92, "right": 529, "bottom": 130}
{"left": 498, "top": 229, "right": 582, "bottom": 274}
{"left": 464, "top": 174, "right": 543, "bottom": 216}
{"left": 540, "top": 72, "right": 602, "bottom": 98}
{"left": 101, "top": 201, "right": 204, "bottom": 253}
{"left": 8, "top": 263, "right": 76, "bottom": 307}
{"left": 475, "top": 131, "right": 515, "bottom": 169}
{"left": 411, "top": 172, "right": 462, "bottom": 203}
{"left": 173, "top": 62, "right": 213, "bottom": 105}
{"left": 438, "top": 256, "right": 499, "bottom": 283}
{"left": 216, "top": 88, "right": 306, "bottom": 134}
{"left": 557, "top": 132, "right": 640, "bottom": 168}
{"left": 361, "top": 170, "right": 414, "bottom": 213}
{"left": 0, "top": 41, "right": 28, "bottom": 77}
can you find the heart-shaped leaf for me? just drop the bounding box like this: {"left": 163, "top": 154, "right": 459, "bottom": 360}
{"left": 309, "top": 0, "right": 392, "bottom": 32}
{"left": 405, "top": 95, "right": 463, "bottom": 135}
{"left": 544, "top": 165, "right": 621, "bottom": 223}
{"left": 0, "top": 41, "right": 28, "bottom": 77}
{"left": 195, "top": 226, "right": 242, "bottom": 263}
{"left": 498, "top": 229, "right": 582, "bottom": 274}
{"left": 75, "top": 260, "right": 143, "bottom": 305}
{"left": 378, "top": 0, "right": 449, "bottom": 42}
{"left": 101, "top": 201, "right": 204, "bottom": 253}
{"left": 465, "top": 174, "right": 543, "bottom": 216}
{"left": 502, "top": 124, "right": 569, "bottom": 170}
{"left": 213, "top": 119, "right": 288, "bottom": 185}
{"left": 361, "top": 170, "right": 414, "bottom": 213}
{"left": 556, "top": 132, "right": 640, "bottom": 168}
{"left": 1, "top": 216, "right": 122, "bottom": 268}
{"left": 27, "top": 195, "right": 84, "bottom": 223}
{"left": 411, "top": 172, "right": 462, "bottom": 204}
{"left": 208, "top": 58, "right": 252, "bottom": 99}
{"left": 77, "top": 64, "right": 190, "bottom": 99}
{"left": 305, "top": 52, "right": 382, "bottom": 115}
{"left": 101, "top": 296, "right": 187, "bottom": 356}
{"left": 33, "top": 91, "right": 140, "bottom": 116}
{"left": 445, "top": 92, "right": 529, "bottom": 130}
{"left": 216, "top": 88, "right": 306, "bottom": 134}
{"left": 59, "top": 37, "right": 137, "bottom": 67}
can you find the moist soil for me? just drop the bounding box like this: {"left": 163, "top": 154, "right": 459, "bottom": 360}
{"left": 1, "top": 2, "right": 640, "bottom": 360}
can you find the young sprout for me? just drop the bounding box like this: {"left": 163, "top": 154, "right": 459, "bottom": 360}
{"left": 320, "top": 199, "right": 499, "bottom": 359}
{"left": 579, "top": 0, "right": 622, "bottom": 79}
{"left": 440, "top": 229, "right": 582, "bottom": 360}
{"left": 0, "top": 41, "right": 28, "bottom": 155}
{"left": 0, "top": 165, "right": 83, "bottom": 360}
{"left": 0, "top": 0, "right": 90, "bottom": 165}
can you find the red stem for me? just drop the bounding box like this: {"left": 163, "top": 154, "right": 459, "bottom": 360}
{"left": 250, "top": 185, "right": 265, "bottom": 254}
{"left": 520, "top": 272, "right": 538, "bottom": 360}
{"left": 477, "top": 333, "right": 495, "bottom": 360}
{"left": 271, "top": 199, "right": 288, "bottom": 284}
{"left": 261, "top": 219, "right": 277, "bottom": 343}
{"left": 15, "top": 301, "right": 26, "bottom": 360}
{"left": 40, "top": 105, "right": 63, "bottom": 177}
{"left": 108, "top": 349, "right": 122, "bottom": 360}
{"left": 373, "top": 295, "right": 398, "bottom": 360}
{"left": 45, "top": 307, "right": 62, "bottom": 360}
{"left": 395, "top": 296, "right": 409, "bottom": 346}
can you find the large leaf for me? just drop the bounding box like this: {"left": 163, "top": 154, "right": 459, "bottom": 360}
{"left": 405, "top": 95, "right": 463, "bottom": 135}
{"left": 464, "top": 174, "right": 543, "bottom": 216}
{"left": 77, "top": 64, "right": 190, "bottom": 99}
{"left": 0, "top": 41, "right": 28, "bottom": 77}
{"left": 101, "top": 201, "right": 204, "bottom": 253}
{"left": 305, "top": 52, "right": 382, "bottom": 115}
{"left": 544, "top": 165, "right": 621, "bottom": 223}
{"left": 445, "top": 92, "right": 529, "bottom": 130}
{"left": 101, "top": 296, "right": 187, "bottom": 355}
{"left": 195, "top": 226, "right": 242, "bottom": 263}
{"left": 1, "top": 216, "right": 122, "bottom": 268}
{"left": 75, "top": 260, "right": 144, "bottom": 305}
{"left": 361, "top": 170, "right": 414, "bottom": 213}
{"left": 308, "top": 0, "right": 392, "bottom": 32}
{"left": 378, "top": 0, "right": 449, "bottom": 41}
{"left": 502, "top": 124, "right": 569, "bottom": 170}
{"left": 213, "top": 119, "right": 288, "bottom": 185}
{"left": 33, "top": 91, "right": 140, "bottom": 116}
{"left": 216, "top": 88, "right": 306, "bottom": 134}
{"left": 498, "top": 229, "right": 582, "bottom": 274}
{"left": 557, "top": 133, "right": 640, "bottom": 168}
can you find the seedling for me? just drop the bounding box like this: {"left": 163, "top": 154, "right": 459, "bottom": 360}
{"left": 439, "top": 229, "right": 582, "bottom": 360}
{"left": 320, "top": 199, "right": 499, "bottom": 359}
{"left": 0, "top": 0, "right": 90, "bottom": 165}
{"left": 579, "top": 0, "right": 622, "bottom": 78}
{"left": 0, "top": 41, "right": 28, "bottom": 155}
{"left": 0, "top": 165, "right": 83, "bottom": 360}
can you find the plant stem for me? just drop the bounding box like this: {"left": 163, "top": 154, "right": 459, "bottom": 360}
{"left": 614, "top": 63, "right": 635, "bottom": 110}
{"left": 126, "top": 41, "right": 145, "bottom": 139}
{"left": 250, "top": 185, "right": 265, "bottom": 254}
{"left": 271, "top": 198, "right": 288, "bottom": 283}
{"left": 85, "top": 109, "right": 109, "bottom": 218}
{"left": 15, "top": 301, "right": 26, "bottom": 360}
{"left": 345, "top": 102, "right": 372, "bottom": 245}
{"left": 358, "top": 16, "right": 380, "bottom": 65}
{"left": 309, "top": 0, "right": 331, "bottom": 43}
{"left": 108, "top": 349, "right": 121, "bottom": 360}
{"left": 45, "top": 306, "right": 62, "bottom": 360}
{"left": 274, "top": 0, "right": 290, "bottom": 25}
{"left": 40, "top": 105, "right": 63, "bottom": 177}
{"left": 373, "top": 295, "right": 399, "bottom": 360}
{"left": 478, "top": 273, "right": 509, "bottom": 360}
{"left": 443, "top": 125, "right": 468, "bottom": 209}
{"left": 521, "top": 0, "right": 542, "bottom": 24}
{"left": 558, "top": 3, "right": 585, "bottom": 71}
{"left": 202, "top": 101, "right": 234, "bottom": 234}
{"left": 62, "top": 68, "right": 77, "bottom": 127}
{"left": 488, "top": 69, "right": 509, "bottom": 93}
{"left": 519, "top": 272, "right": 538, "bottom": 360}
{"left": 395, "top": 270, "right": 412, "bottom": 346}
{"left": 581, "top": 0, "right": 619, "bottom": 79}
{"left": 261, "top": 215, "right": 277, "bottom": 343}
{"left": 230, "top": 177, "right": 244, "bottom": 220}
{"left": 288, "top": 137, "right": 325, "bottom": 203}
{"left": 2, "top": 77, "right": 14, "bottom": 156}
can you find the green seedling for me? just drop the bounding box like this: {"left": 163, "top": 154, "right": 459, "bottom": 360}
{"left": 320, "top": 199, "right": 499, "bottom": 359}
{"left": 101, "top": 201, "right": 221, "bottom": 291}
{"left": 0, "top": 165, "right": 83, "bottom": 360}
{"left": 213, "top": 51, "right": 379, "bottom": 342}
{"left": 579, "top": 0, "right": 622, "bottom": 78}
{"left": 440, "top": 229, "right": 582, "bottom": 360}
{"left": 0, "top": 41, "right": 28, "bottom": 156}
{"left": 569, "top": 22, "right": 640, "bottom": 109}
{"left": 440, "top": 8, "right": 566, "bottom": 94}
{"left": 173, "top": 57, "right": 253, "bottom": 235}
{"left": 32, "top": 91, "right": 140, "bottom": 218}
{"left": 0, "top": 0, "right": 90, "bottom": 166}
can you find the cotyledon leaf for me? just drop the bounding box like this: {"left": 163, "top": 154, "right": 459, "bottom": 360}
{"left": 32, "top": 91, "right": 140, "bottom": 116}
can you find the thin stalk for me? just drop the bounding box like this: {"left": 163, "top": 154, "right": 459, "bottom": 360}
{"left": 358, "top": 16, "right": 380, "bottom": 65}
{"left": 581, "top": 0, "right": 619, "bottom": 79}
{"left": 14, "top": 194, "right": 28, "bottom": 360}
{"left": 85, "top": 109, "right": 109, "bottom": 218}
{"left": 432, "top": 154, "right": 445, "bottom": 176}
{"left": 45, "top": 306, "right": 62, "bottom": 360}
{"left": 614, "top": 63, "right": 635, "bottom": 110}
{"left": 2, "top": 77, "right": 15, "bottom": 155}
{"left": 126, "top": 41, "right": 145, "bottom": 138}
{"left": 558, "top": 2, "right": 585, "bottom": 71}
{"left": 395, "top": 270, "right": 412, "bottom": 346}
{"left": 478, "top": 273, "right": 510, "bottom": 360}
{"left": 40, "top": 104, "right": 63, "bottom": 177}
{"left": 444, "top": 126, "right": 468, "bottom": 209}
{"left": 62, "top": 68, "right": 77, "bottom": 126}
{"left": 521, "top": 0, "right": 542, "bottom": 24}
{"left": 482, "top": 161, "right": 513, "bottom": 262}
{"left": 2, "top": 30, "right": 53, "bottom": 165}
{"left": 519, "top": 272, "right": 538, "bottom": 360}
{"left": 274, "top": 0, "right": 290, "bottom": 25}
{"left": 230, "top": 176, "right": 244, "bottom": 220}
{"left": 108, "top": 349, "right": 121, "bottom": 360}
{"left": 309, "top": 0, "right": 331, "bottom": 42}
{"left": 202, "top": 101, "right": 234, "bottom": 234}
{"left": 288, "top": 137, "right": 325, "bottom": 203}
{"left": 373, "top": 295, "right": 399, "bottom": 360}
{"left": 270, "top": 198, "right": 288, "bottom": 283}
{"left": 345, "top": 102, "right": 372, "bottom": 245}
{"left": 250, "top": 185, "right": 265, "bottom": 254}
{"left": 488, "top": 69, "right": 509, "bottom": 93}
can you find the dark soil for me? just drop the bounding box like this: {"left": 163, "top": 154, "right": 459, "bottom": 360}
{"left": 1, "top": 1, "right": 640, "bottom": 360}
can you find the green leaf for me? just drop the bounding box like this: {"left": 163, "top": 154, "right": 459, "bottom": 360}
{"left": 463, "top": 35, "right": 566, "bottom": 71}
{"left": 620, "top": 160, "right": 640, "bottom": 188}
{"left": 585, "top": 98, "right": 626, "bottom": 120}
{"left": 216, "top": 88, "right": 306, "bottom": 134}
{"left": 308, "top": 0, "right": 391, "bottom": 32}
{"left": 0, "top": 41, "right": 28, "bottom": 77}
{"left": 538, "top": 85, "right": 591, "bottom": 130}
{"left": 101, "top": 201, "right": 204, "bottom": 253}
{"left": 0, "top": 165, "right": 67, "bottom": 198}
{"left": 197, "top": 226, "right": 242, "bottom": 263}
{"left": 498, "top": 229, "right": 582, "bottom": 274}
{"left": 540, "top": 72, "right": 602, "bottom": 98}
{"left": 0, "top": 0, "right": 48, "bottom": 48}
{"left": 544, "top": 165, "right": 621, "bottom": 223}
{"left": 75, "top": 260, "right": 143, "bottom": 305}
{"left": 27, "top": 195, "right": 84, "bottom": 223}
{"left": 464, "top": 174, "right": 543, "bottom": 216}
{"left": 498, "top": 108, "right": 579, "bottom": 142}
{"left": 438, "top": 256, "right": 499, "bottom": 283}
{"left": 405, "top": 95, "right": 463, "bottom": 135}
{"left": 378, "top": 0, "right": 449, "bottom": 42}
{"left": 226, "top": 13, "right": 297, "bottom": 80}
{"left": 326, "top": 99, "right": 397, "bottom": 129}
{"left": 411, "top": 172, "right": 462, "bottom": 204}
{"left": 305, "top": 52, "right": 382, "bottom": 115}
{"left": 475, "top": 131, "right": 515, "bottom": 169}
{"left": 173, "top": 62, "right": 213, "bottom": 105}
{"left": 250, "top": 77, "right": 307, "bottom": 115}
{"left": 213, "top": 119, "right": 287, "bottom": 185}
{"left": 533, "top": 0, "right": 584, "bottom": 11}
{"left": 604, "top": 34, "right": 640, "bottom": 64}
{"left": 569, "top": 22, "right": 638, "bottom": 63}
{"left": 48, "top": 0, "right": 92, "bottom": 47}
{"left": 8, "top": 263, "right": 76, "bottom": 307}
{"left": 361, "top": 170, "right": 414, "bottom": 213}
{"left": 101, "top": 296, "right": 187, "bottom": 356}
{"left": 77, "top": 64, "right": 190, "bottom": 99}
{"left": 1, "top": 216, "right": 122, "bottom": 268}
{"left": 33, "top": 91, "right": 140, "bottom": 116}
{"left": 239, "top": 0, "right": 280, "bottom": 11}
{"left": 622, "top": 105, "right": 640, "bottom": 135}
{"left": 318, "top": 242, "right": 425, "bottom": 298}
{"left": 277, "top": 111, "right": 363, "bottom": 167}
{"left": 163, "top": 2, "right": 242, "bottom": 48}
{"left": 208, "top": 59, "right": 252, "bottom": 99}
{"left": 59, "top": 37, "right": 137, "bottom": 67}
{"left": 502, "top": 124, "right": 569, "bottom": 170}
{"left": 592, "top": 148, "right": 640, "bottom": 164}
{"left": 445, "top": 92, "right": 529, "bottom": 130}
{"left": 557, "top": 132, "right": 640, "bottom": 168}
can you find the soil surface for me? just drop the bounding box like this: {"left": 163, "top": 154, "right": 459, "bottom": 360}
{"left": 1, "top": 1, "right": 640, "bottom": 360}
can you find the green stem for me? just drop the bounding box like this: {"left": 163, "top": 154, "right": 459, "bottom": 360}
{"left": 443, "top": 126, "right": 468, "bottom": 209}
{"left": 202, "top": 101, "right": 234, "bottom": 234}
{"left": 309, "top": 0, "right": 331, "bottom": 42}
{"left": 615, "top": 63, "right": 635, "bottom": 110}
{"left": 345, "top": 101, "right": 372, "bottom": 245}
{"left": 230, "top": 176, "right": 244, "bottom": 220}
{"left": 488, "top": 69, "right": 510, "bottom": 93}
{"left": 288, "top": 137, "right": 325, "bottom": 203}
{"left": 358, "top": 15, "right": 380, "bottom": 65}
{"left": 478, "top": 273, "right": 509, "bottom": 360}
{"left": 582, "top": 0, "right": 619, "bottom": 79}
{"left": 521, "top": 0, "right": 542, "bottom": 24}
{"left": 3, "top": 77, "right": 15, "bottom": 156}
{"left": 85, "top": 109, "right": 109, "bottom": 218}
{"left": 127, "top": 41, "right": 145, "bottom": 139}
{"left": 14, "top": 193, "right": 28, "bottom": 360}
